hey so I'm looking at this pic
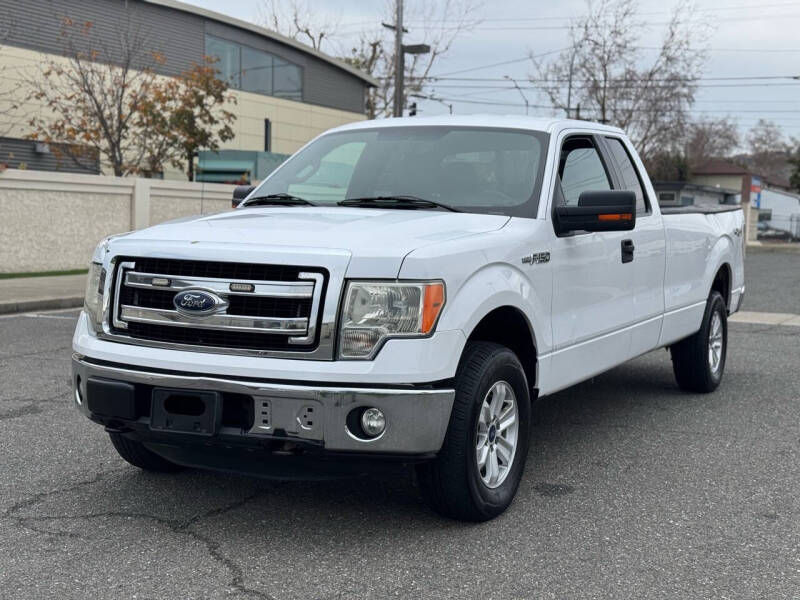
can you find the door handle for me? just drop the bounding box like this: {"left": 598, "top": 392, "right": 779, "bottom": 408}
{"left": 621, "top": 239, "right": 635, "bottom": 263}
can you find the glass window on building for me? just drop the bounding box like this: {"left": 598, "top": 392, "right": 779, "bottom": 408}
{"left": 206, "top": 35, "right": 302, "bottom": 101}
{"left": 242, "top": 47, "right": 273, "bottom": 95}
{"left": 206, "top": 36, "right": 240, "bottom": 88}
{"left": 658, "top": 192, "right": 676, "bottom": 205}
{"left": 273, "top": 58, "right": 303, "bottom": 100}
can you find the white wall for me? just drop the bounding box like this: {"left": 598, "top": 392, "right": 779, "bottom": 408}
{"left": 759, "top": 189, "right": 800, "bottom": 237}
{"left": 0, "top": 169, "right": 237, "bottom": 273}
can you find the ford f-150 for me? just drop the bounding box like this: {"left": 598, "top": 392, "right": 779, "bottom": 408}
{"left": 72, "top": 116, "right": 745, "bottom": 521}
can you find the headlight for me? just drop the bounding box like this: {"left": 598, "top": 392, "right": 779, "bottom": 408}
{"left": 338, "top": 281, "right": 445, "bottom": 359}
{"left": 84, "top": 262, "right": 106, "bottom": 333}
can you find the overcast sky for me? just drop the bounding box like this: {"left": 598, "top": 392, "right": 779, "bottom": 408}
{"left": 184, "top": 0, "right": 800, "bottom": 142}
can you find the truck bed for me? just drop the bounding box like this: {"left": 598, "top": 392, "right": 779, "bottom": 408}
{"left": 660, "top": 204, "right": 742, "bottom": 215}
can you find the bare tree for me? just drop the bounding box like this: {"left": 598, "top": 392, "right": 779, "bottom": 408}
{"left": 744, "top": 119, "right": 790, "bottom": 182}
{"left": 258, "top": 0, "right": 341, "bottom": 52}
{"left": 533, "top": 0, "right": 709, "bottom": 160}
{"left": 788, "top": 138, "right": 800, "bottom": 193}
{"left": 24, "top": 18, "right": 236, "bottom": 178}
{"left": 260, "top": 0, "right": 482, "bottom": 118}
{"left": 644, "top": 116, "right": 738, "bottom": 181}
{"left": 686, "top": 116, "right": 739, "bottom": 166}
{"left": 25, "top": 18, "right": 163, "bottom": 175}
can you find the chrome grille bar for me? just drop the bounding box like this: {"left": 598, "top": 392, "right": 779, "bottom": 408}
{"left": 124, "top": 272, "right": 314, "bottom": 298}
{"left": 119, "top": 305, "right": 308, "bottom": 334}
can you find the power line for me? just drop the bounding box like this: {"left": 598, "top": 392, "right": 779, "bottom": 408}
{"left": 379, "top": 13, "right": 800, "bottom": 32}
{"left": 426, "top": 82, "right": 800, "bottom": 90}
{"left": 430, "top": 48, "right": 568, "bottom": 78}
{"left": 427, "top": 75, "right": 800, "bottom": 82}
{"left": 336, "top": 1, "right": 800, "bottom": 28}
{"left": 425, "top": 95, "right": 800, "bottom": 116}
{"left": 429, "top": 1, "right": 800, "bottom": 21}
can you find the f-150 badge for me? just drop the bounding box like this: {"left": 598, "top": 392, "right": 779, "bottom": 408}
{"left": 521, "top": 252, "right": 550, "bottom": 265}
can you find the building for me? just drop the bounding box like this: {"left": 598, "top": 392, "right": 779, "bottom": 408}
{"left": 756, "top": 188, "right": 800, "bottom": 241}
{"left": 0, "top": 0, "right": 375, "bottom": 178}
{"left": 688, "top": 158, "right": 793, "bottom": 243}
{"left": 652, "top": 181, "right": 739, "bottom": 209}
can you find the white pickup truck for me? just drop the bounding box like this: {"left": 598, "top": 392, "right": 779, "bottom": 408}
{"left": 72, "top": 116, "right": 745, "bottom": 521}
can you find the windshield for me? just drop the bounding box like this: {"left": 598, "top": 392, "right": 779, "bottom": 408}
{"left": 247, "top": 126, "right": 549, "bottom": 217}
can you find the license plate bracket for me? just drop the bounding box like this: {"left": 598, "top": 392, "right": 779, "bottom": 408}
{"left": 150, "top": 388, "right": 221, "bottom": 436}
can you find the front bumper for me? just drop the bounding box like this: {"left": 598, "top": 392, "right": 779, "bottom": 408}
{"left": 72, "top": 355, "right": 455, "bottom": 456}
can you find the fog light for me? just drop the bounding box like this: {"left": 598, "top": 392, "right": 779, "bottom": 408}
{"left": 360, "top": 407, "right": 386, "bottom": 437}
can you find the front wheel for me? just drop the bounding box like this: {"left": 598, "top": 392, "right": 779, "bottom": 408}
{"left": 416, "top": 342, "right": 531, "bottom": 521}
{"left": 670, "top": 291, "right": 728, "bottom": 393}
{"left": 108, "top": 432, "right": 184, "bottom": 473}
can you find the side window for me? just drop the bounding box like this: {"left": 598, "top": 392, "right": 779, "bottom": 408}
{"left": 558, "top": 138, "right": 612, "bottom": 206}
{"left": 605, "top": 137, "right": 649, "bottom": 215}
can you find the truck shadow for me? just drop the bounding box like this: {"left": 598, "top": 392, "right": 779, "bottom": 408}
{"left": 24, "top": 352, "right": 697, "bottom": 549}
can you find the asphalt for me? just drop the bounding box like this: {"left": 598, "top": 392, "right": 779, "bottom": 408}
{"left": 743, "top": 247, "right": 800, "bottom": 314}
{"left": 0, "top": 251, "right": 798, "bottom": 599}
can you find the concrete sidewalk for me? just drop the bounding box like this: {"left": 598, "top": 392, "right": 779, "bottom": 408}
{"left": 0, "top": 273, "right": 86, "bottom": 315}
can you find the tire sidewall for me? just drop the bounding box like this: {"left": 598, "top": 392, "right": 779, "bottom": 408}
{"left": 462, "top": 351, "right": 530, "bottom": 516}
{"left": 706, "top": 294, "right": 728, "bottom": 386}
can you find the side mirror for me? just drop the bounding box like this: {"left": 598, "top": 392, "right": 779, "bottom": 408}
{"left": 232, "top": 185, "right": 255, "bottom": 208}
{"left": 554, "top": 190, "right": 636, "bottom": 235}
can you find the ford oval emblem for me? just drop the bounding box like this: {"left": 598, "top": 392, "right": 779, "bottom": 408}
{"left": 173, "top": 289, "right": 226, "bottom": 316}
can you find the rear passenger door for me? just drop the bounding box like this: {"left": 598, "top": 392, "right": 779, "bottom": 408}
{"left": 600, "top": 136, "right": 666, "bottom": 358}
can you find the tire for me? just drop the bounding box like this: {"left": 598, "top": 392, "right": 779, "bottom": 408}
{"left": 417, "top": 341, "right": 531, "bottom": 522}
{"left": 670, "top": 291, "right": 728, "bottom": 393}
{"left": 108, "top": 432, "right": 183, "bottom": 473}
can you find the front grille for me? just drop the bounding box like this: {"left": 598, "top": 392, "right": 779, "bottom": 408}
{"left": 131, "top": 257, "right": 305, "bottom": 282}
{"left": 118, "top": 287, "right": 312, "bottom": 318}
{"left": 110, "top": 257, "right": 326, "bottom": 353}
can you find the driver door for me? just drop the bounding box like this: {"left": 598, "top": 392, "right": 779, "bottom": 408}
{"left": 546, "top": 134, "right": 634, "bottom": 392}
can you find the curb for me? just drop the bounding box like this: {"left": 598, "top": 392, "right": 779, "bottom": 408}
{"left": 0, "top": 296, "right": 84, "bottom": 315}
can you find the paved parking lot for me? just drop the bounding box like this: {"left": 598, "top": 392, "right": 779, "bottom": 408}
{"left": 1, "top": 250, "right": 798, "bottom": 599}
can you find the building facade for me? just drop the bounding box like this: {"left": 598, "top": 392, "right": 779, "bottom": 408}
{"left": 688, "top": 159, "right": 794, "bottom": 243}
{"left": 0, "top": 0, "right": 375, "bottom": 178}
{"left": 652, "top": 181, "right": 739, "bottom": 208}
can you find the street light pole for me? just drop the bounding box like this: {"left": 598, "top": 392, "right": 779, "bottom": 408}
{"left": 393, "top": 0, "right": 404, "bottom": 117}
{"left": 504, "top": 75, "right": 529, "bottom": 116}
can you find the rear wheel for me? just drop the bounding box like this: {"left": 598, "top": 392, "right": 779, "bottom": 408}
{"left": 670, "top": 291, "right": 728, "bottom": 393}
{"left": 417, "top": 342, "right": 531, "bottom": 521}
{"left": 108, "top": 432, "right": 183, "bottom": 473}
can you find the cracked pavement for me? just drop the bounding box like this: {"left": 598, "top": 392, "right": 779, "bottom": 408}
{"left": 1, "top": 250, "right": 799, "bottom": 599}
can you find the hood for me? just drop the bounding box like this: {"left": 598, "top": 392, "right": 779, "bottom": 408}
{"left": 111, "top": 206, "right": 510, "bottom": 277}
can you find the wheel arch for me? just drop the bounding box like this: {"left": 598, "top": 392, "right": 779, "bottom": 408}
{"left": 710, "top": 262, "right": 732, "bottom": 311}
{"left": 463, "top": 305, "right": 538, "bottom": 395}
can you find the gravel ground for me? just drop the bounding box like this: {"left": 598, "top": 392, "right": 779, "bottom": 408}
{"left": 0, "top": 250, "right": 798, "bottom": 600}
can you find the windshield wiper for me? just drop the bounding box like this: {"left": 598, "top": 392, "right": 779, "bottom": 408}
{"left": 338, "top": 195, "right": 460, "bottom": 212}
{"left": 243, "top": 193, "right": 317, "bottom": 207}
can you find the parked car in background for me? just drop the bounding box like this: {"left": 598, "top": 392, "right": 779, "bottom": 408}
{"left": 72, "top": 116, "right": 745, "bottom": 521}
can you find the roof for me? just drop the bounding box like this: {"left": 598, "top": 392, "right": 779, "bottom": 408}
{"left": 692, "top": 158, "right": 792, "bottom": 190}
{"left": 327, "top": 115, "right": 626, "bottom": 135}
{"left": 144, "top": 0, "right": 378, "bottom": 87}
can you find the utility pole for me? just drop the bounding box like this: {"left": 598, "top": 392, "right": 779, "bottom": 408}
{"left": 384, "top": 1, "right": 428, "bottom": 118}
{"left": 393, "top": 0, "right": 404, "bottom": 117}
